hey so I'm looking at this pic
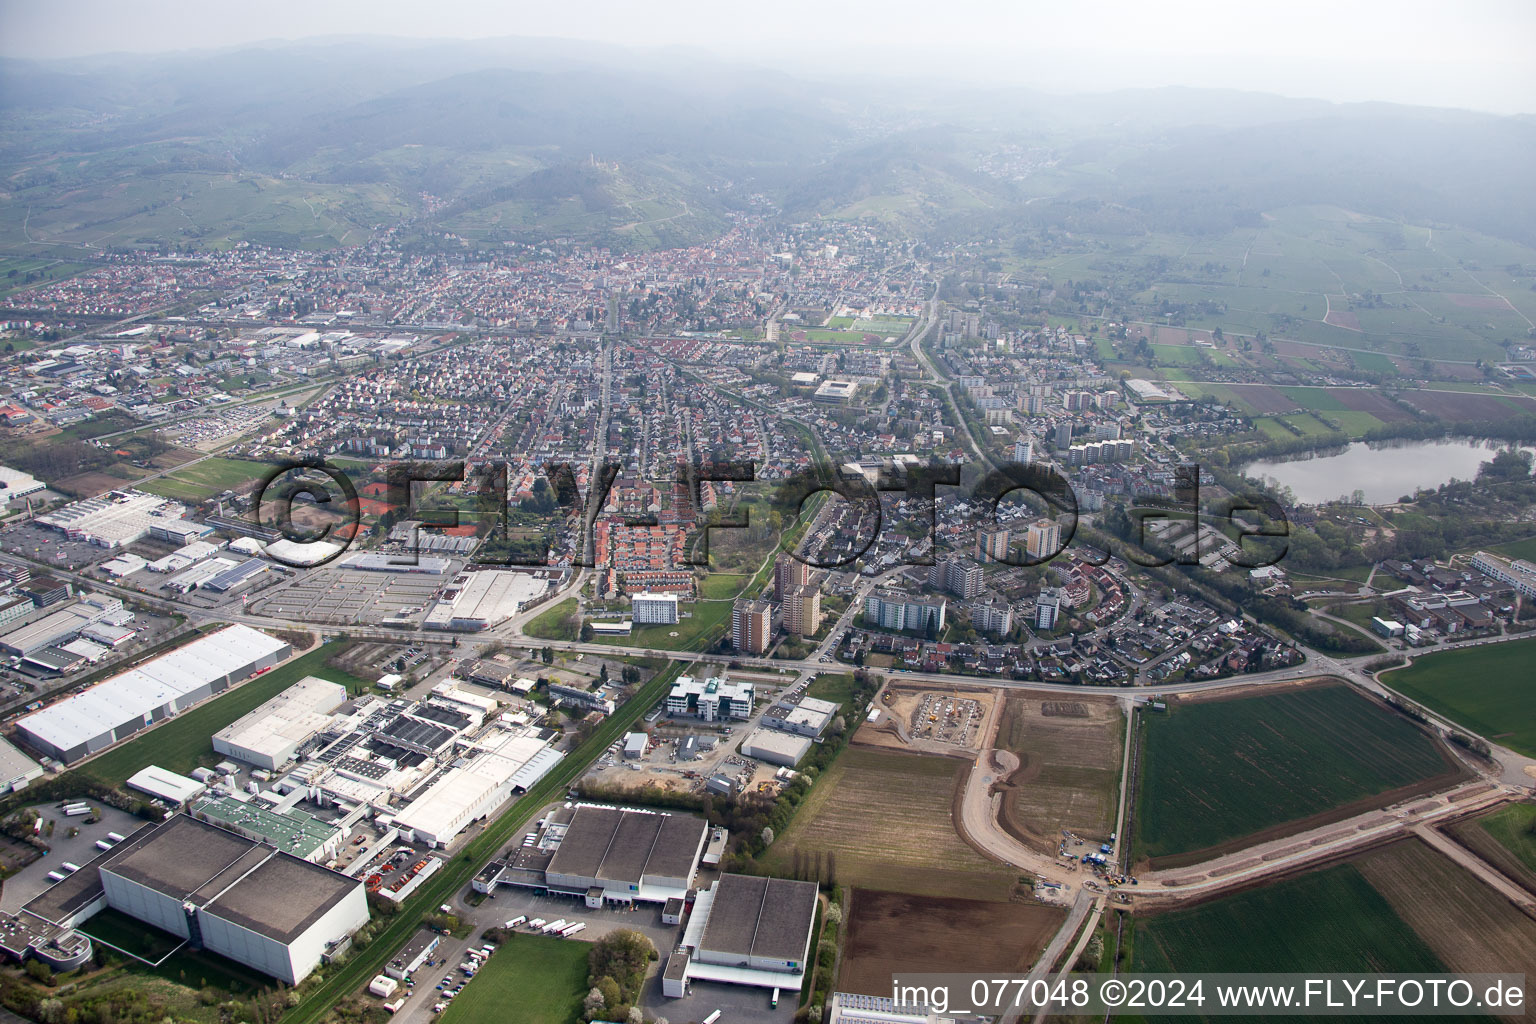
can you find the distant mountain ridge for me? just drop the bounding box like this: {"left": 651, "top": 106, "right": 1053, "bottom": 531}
{"left": 2, "top": 38, "right": 1533, "bottom": 251}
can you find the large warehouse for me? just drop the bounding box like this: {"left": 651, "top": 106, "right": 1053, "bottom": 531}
{"left": 14, "top": 625, "right": 291, "bottom": 764}
{"left": 95, "top": 815, "right": 367, "bottom": 984}
{"left": 664, "top": 873, "right": 819, "bottom": 996}
{"left": 22, "top": 815, "right": 366, "bottom": 985}
{"left": 492, "top": 805, "right": 708, "bottom": 905}
{"left": 212, "top": 675, "right": 349, "bottom": 770}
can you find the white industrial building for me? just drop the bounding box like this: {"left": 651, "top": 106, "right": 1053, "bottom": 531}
{"left": 0, "top": 596, "right": 122, "bottom": 657}
{"left": 630, "top": 592, "right": 679, "bottom": 625}
{"left": 34, "top": 491, "right": 206, "bottom": 549}
{"left": 392, "top": 732, "right": 562, "bottom": 847}
{"left": 538, "top": 805, "right": 708, "bottom": 905}
{"left": 126, "top": 765, "right": 207, "bottom": 806}
{"left": 213, "top": 676, "right": 349, "bottom": 770}
{"left": 423, "top": 570, "right": 547, "bottom": 631}
{"left": 0, "top": 737, "right": 43, "bottom": 792}
{"left": 664, "top": 874, "right": 818, "bottom": 996}
{"left": 739, "top": 728, "right": 813, "bottom": 767}
{"left": 94, "top": 814, "right": 368, "bottom": 984}
{"left": 14, "top": 625, "right": 291, "bottom": 764}
{"left": 762, "top": 695, "right": 838, "bottom": 738}
{"left": 0, "top": 465, "right": 46, "bottom": 500}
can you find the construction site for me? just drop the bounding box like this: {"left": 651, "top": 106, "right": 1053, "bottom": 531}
{"left": 852, "top": 682, "right": 999, "bottom": 757}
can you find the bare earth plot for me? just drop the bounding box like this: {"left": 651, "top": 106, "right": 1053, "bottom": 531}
{"left": 761, "top": 747, "right": 1020, "bottom": 902}
{"left": 836, "top": 888, "right": 1063, "bottom": 996}
{"left": 991, "top": 695, "right": 1124, "bottom": 852}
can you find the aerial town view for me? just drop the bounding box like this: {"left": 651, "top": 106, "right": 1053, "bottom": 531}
{"left": 0, "top": 2, "right": 1531, "bottom": 1023}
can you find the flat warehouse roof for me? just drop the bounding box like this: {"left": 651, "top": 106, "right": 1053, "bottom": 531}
{"left": 213, "top": 675, "right": 347, "bottom": 759}
{"left": 98, "top": 814, "right": 359, "bottom": 942}
{"left": 200, "top": 852, "right": 358, "bottom": 944}
{"left": 546, "top": 805, "right": 705, "bottom": 886}
{"left": 15, "top": 625, "right": 289, "bottom": 752}
{"left": 698, "top": 874, "right": 817, "bottom": 963}
{"left": 101, "top": 814, "right": 262, "bottom": 900}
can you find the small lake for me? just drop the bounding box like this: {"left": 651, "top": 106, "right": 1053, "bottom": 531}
{"left": 1242, "top": 438, "right": 1530, "bottom": 505}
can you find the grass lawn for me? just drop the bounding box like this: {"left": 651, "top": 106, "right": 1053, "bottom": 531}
{"left": 524, "top": 598, "right": 580, "bottom": 641}
{"left": 590, "top": 597, "right": 732, "bottom": 652}
{"left": 74, "top": 640, "right": 368, "bottom": 786}
{"left": 1489, "top": 535, "right": 1536, "bottom": 562}
{"left": 805, "top": 673, "right": 858, "bottom": 708}
{"left": 1130, "top": 862, "right": 1443, "bottom": 973}
{"left": 138, "top": 457, "right": 273, "bottom": 501}
{"left": 438, "top": 934, "right": 590, "bottom": 1024}
{"left": 1381, "top": 637, "right": 1536, "bottom": 757}
{"left": 697, "top": 572, "right": 749, "bottom": 600}
{"left": 1134, "top": 684, "right": 1456, "bottom": 865}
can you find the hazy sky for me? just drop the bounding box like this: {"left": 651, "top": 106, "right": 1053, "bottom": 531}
{"left": 4, "top": 0, "right": 1534, "bottom": 114}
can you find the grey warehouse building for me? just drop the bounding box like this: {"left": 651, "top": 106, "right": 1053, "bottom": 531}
{"left": 494, "top": 805, "right": 707, "bottom": 905}
{"left": 94, "top": 815, "right": 367, "bottom": 984}
{"left": 665, "top": 873, "right": 819, "bottom": 996}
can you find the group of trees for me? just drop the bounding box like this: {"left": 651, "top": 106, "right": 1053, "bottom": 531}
{"left": 582, "top": 929, "right": 657, "bottom": 1024}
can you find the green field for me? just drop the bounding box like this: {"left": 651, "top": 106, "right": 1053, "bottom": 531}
{"left": 1381, "top": 638, "right": 1536, "bottom": 757}
{"left": 1131, "top": 862, "right": 1443, "bottom": 974}
{"left": 75, "top": 639, "right": 368, "bottom": 785}
{"left": 139, "top": 457, "right": 274, "bottom": 502}
{"left": 805, "top": 673, "right": 859, "bottom": 708}
{"left": 524, "top": 597, "right": 580, "bottom": 640}
{"left": 1134, "top": 684, "right": 1456, "bottom": 865}
{"left": 1488, "top": 535, "right": 1536, "bottom": 562}
{"left": 1475, "top": 802, "right": 1536, "bottom": 874}
{"left": 697, "top": 572, "right": 749, "bottom": 600}
{"left": 589, "top": 597, "right": 732, "bottom": 652}
{"left": 438, "top": 935, "right": 589, "bottom": 1024}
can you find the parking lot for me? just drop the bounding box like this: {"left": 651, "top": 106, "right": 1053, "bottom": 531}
{"left": 248, "top": 567, "right": 452, "bottom": 625}
{"left": 1, "top": 524, "right": 107, "bottom": 572}
{"left": 640, "top": 971, "right": 794, "bottom": 1024}
{"left": 0, "top": 802, "right": 147, "bottom": 914}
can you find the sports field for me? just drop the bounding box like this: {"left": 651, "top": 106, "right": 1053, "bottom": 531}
{"left": 75, "top": 639, "right": 367, "bottom": 786}
{"left": 437, "top": 935, "right": 589, "bottom": 1024}
{"left": 1131, "top": 861, "right": 1443, "bottom": 974}
{"left": 760, "top": 747, "right": 1019, "bottom": 901}
{"left": 1134, "top": 683, "right": 1460, "bottom": 867}
{"left": 1380, "top": 638, "right": 1536, "bottom": 757}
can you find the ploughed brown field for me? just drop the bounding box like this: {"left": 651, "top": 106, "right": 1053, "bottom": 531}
{"left": 1329, "top": 387, "right": 1418, "bottom": 422}
{"left": 992, "top": 695, "right": 1124, "bottom": 852}
{"left": 836, "top": 889, "right": 1065, "bottom": 996}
